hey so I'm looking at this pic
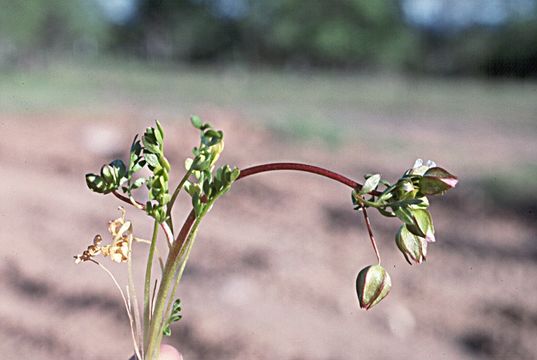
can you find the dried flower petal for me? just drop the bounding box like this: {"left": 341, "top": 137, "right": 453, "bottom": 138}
{"left": 74, "top": 208, "right": 134, "bottom": 264}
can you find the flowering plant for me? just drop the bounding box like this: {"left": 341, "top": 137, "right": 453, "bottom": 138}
{"left": 76, "top": 118, "right": 457, "bottom": 359}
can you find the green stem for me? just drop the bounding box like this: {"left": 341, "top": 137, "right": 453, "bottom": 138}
{"left": 153, "top": 215, "right": 204, "bottom": 358}
{"left": 127, "top": 235, "right": 143, "bottom": 358}
{"left": 143, "top": 220, "right": 159, "bottom": 350}
{"left": 145, "top": 211, "right": 196, "bottom": 360}
{"left": 162, "top": 210, "right": 204, "bottom": 329}
{"left": 166, "top": 167, "right": 194, "bottom": 232}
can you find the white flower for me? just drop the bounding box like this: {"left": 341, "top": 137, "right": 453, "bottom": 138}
{"left": 409, "top": 158, "right": 437, "bottom": 176}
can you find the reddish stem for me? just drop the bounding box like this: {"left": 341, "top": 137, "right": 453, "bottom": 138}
{"left": 168, "top": 210, "right": 196, "bottom": 262}
{"left": 361, "top": 206, "right": 381, "bottom": 264}
{"left": 237, "top": 162, "right": 381, "bottom": 196}
{"left": 112, "top": 191, "right": 174, "bottom": 245}
{"left": 237, "top": 163, "right": 382, "bottom": 263}
{"left": 113, "top": 190, "right": 143, "bottom": 208}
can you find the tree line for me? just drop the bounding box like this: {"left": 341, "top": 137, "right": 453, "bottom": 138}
{"left": 1, "top": 0, "right": 536, "bottom": 77}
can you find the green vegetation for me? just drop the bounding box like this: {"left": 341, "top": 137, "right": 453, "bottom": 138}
{"left": 1, "top": 0, "right": 537, "bottom": 76}
{"left": 2, "top": 59, "right": 537, "bottom": 123}
{"left": 78, "top": 118, "right": 456, "bottom": 358}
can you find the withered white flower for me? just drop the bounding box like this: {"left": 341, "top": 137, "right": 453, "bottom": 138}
{"left": 74, "top": 207, "right": 133, "bottom": 264}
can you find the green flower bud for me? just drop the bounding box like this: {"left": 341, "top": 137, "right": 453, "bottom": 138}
{"left": 406, "top": 209, "right": 435, "bottom": 243}
{"left": 419, "top": 167, "right": 458, "bottom": 195}
{"left": 396, "top": 225, "right": 427, "bottom": 265}
{"left": 209, "top": 139, "right": 224, "bottom": 166}
{"left": 356, "top": 264, "right": 392, "bottom": 310}
{"left": 396, "top": 178, "right": 417, "bottom": 200}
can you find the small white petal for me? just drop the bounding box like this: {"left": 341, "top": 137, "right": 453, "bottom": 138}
{"left": 413, "top": 159, "right": 424, "bottom": 169}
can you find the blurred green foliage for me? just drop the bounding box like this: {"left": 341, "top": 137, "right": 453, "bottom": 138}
{"left": 114, "top": 0, "right": 417, "bottom": 69}
{"left": 0, "top": 0, "right": 536, "bottom": 77}
{"left": 0, "top": 0, "right": 107, "bottom": 64}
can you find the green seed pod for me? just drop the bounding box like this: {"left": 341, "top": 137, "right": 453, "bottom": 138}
{"left": 396, "top": 225, "right": 427, "bottom": 265}
{"left": 356, "top": 264, "right": 391, "bottom": 310}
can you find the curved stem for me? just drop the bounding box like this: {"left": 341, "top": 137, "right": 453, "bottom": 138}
{"left": 116, "top": 162, "right": 384, "bottom": 359}
{"left": 237, "top": 162, "right": 382, "bottom": 196}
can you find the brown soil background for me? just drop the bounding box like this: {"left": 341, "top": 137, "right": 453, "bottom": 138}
{"left": 1, "top": 99, "right": 536, "bottom": 359}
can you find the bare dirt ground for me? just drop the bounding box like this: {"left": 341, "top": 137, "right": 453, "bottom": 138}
{"left": 1, "top": 110, "right": 536, "bottom": 359}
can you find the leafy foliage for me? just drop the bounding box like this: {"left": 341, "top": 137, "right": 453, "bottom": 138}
{"left": 162, "top": 298, "right": 182, "bottom": 337}
{"left": 85, "top": 121, "right": 171, "bottom": 223}
{"left": 184, "top": 116, "right": 239, "bottom": 216}
{"left": 86, "top": 118, "right": 240, "bottom": 223}
{"left": 142, "top": 122, "right": 171, "bottom": 223}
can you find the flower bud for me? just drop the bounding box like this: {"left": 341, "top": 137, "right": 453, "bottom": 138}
{"left": 209, "top": 139, "right": 224, "bottom": 166}
{"left": 396, "top": 178, "right": 417, "bottom": 200}
{"left": 406, "top": 208, "right": 435, "bottom": 243}
{"left": 419, "top": 167, "right": 458, "bottom": 195}
{"left": 356, "top": 264, "right": 391, "bottom": 310}
{"left": 396, "top": 225, "right": 427, "bottom": 265}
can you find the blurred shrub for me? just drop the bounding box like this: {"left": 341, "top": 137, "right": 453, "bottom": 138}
{"left": 1, "top": 0, "right": 536, "bottom": 77}
{"left": 111, "top": 0, "right": 418, "bottom": 69}
{"left": 0, "top": 0, "right": 108, "bottom": 66}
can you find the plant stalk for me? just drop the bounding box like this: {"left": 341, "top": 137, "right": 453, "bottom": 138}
{"left": 237, "top": 162, "right": 382, "bottom": 196}
{"left": 143, "top": 220, "right": 159, "bottom": 350}
{"left": 166, "top": 168, "right": 194, "bottom": 232}
{"left": 145, "top": 210, "right": 196, "bottom": 359}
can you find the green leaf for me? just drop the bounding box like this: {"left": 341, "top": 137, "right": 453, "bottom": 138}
{"left": 131, "top": 177, "right": 146, "bottom": 190}
{"left": 192, "top": 193, "right": 202, "bottom": 216}
{"left": 155, "top": 120, "right": 164, "bottom": 143}
{"left": 162, "top": 325, "right": 171, "bottom": 337}
{"left": 144, "top": 153, "right": 159, "bottom": 168}
{"left": 159, "top": 155, "right": 171, "bottom": 172}
{"left": 385, "top": 198, "right": 423, "bottom": 208}
{"left": 86, "top": 173, "right": 106, "bottom": 193}
{"left": 359, "top": 174, "right": 381, "bottom": 195}
{"left": 393, "top": 206, "right": 415, "bottom": 226}
{"left": 163, "top": 298, "right": 183, "bottom": 336}
{"left": 101, "top": 164, "right": 115, "bottom": 184}
{"left": 409, "top": 196, "right": 429, "bottom": 209}
{"left": 109, "top": 159, "right": 127, "bottom": 178}
{"left": 185, "top": 158, "right": 194, "bottom": 171}
{"left": 378, "top": 207, "right": 396, "bottom": 217}
{"left": 230, "top": 168, "right": 240, "bottom": 181}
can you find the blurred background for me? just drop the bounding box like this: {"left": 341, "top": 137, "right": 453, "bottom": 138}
{"left": 1, "top": 0, "right": 536, "bottom": 359}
